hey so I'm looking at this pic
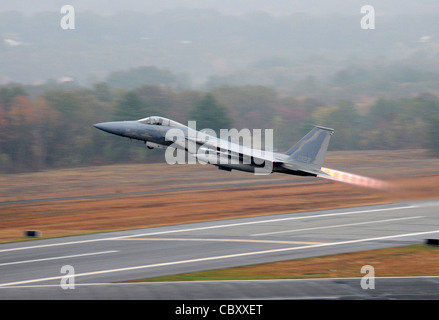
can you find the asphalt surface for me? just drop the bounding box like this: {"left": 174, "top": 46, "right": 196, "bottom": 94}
{"left": 1, "top": 199, "right": 439, "bottom": 299}
{"left": 2, "top": 277, "right": 439, "bottom": 300}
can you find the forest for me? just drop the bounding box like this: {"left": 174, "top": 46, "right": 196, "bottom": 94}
{"left": 1, "top": 71, "right": 438, "bottom": 173}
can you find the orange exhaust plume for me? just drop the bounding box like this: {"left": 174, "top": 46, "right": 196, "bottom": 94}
{"left": 320, "top": 167, "right": 394, "bottom": 191}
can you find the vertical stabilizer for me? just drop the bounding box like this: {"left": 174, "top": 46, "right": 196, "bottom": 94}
{"left": 285, "top": 126, "right": 334, "bottom": 169}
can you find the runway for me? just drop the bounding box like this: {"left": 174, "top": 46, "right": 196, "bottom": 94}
{"left": 0, "top": 199, "right": 438, "bottom": 299}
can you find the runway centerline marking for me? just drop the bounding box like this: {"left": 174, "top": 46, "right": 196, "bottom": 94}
{"left": 0, "top": 205, "right": 415, "bottom": 254}
{"left": 251, "top": 216, "right": 425, "bottom": 237}
{"left": 113, "top": 237, "right": 326, "bottom": 245}
{"left": 0, "top": 251, "right": 119, "bottom": 267}
{"left": 1, "top": 228, "right": 438, "bottom": 288}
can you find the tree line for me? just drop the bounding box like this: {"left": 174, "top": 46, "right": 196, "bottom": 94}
{"left": 0, "top": 84, "right": 438, "bottom": 173}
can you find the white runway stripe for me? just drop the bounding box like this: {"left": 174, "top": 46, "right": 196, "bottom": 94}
{"left": 0, "top": 251, "right": 118, "bottom": 267}
{"left": 251, "top": 216, "right": 424, "bottom": 236}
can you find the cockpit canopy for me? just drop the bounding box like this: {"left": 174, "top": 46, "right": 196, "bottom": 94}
{"left": 138, "top": 116, "right": 186, "bottom": 128}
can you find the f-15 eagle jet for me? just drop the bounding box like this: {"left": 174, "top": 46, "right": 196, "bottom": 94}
{"left": 94, "top": 116, "right": 390, "bottom": 189}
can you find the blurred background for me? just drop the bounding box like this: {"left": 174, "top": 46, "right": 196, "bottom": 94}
{"left": 1, "top": 0, "right": 439, "bottom": 173}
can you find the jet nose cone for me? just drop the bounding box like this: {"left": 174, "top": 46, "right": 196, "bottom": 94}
{"left": 93, "top": 122, "right": 124, "bottom": 135}
{"left": 93, "top": 122, "right": 103, "bottom": 130}
{"left": 93, "top": 122, "right": 110, "bottom": 132}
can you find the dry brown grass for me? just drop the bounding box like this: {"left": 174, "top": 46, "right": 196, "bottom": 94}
{"left": 1, "top": 149, "right": 439, "bottom": 243}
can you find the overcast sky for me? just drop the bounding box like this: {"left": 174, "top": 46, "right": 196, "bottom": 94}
{"left": 2, "top": 0, "right": 439, "bottom": 16}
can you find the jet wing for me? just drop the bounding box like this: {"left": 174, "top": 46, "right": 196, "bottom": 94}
{"left": 183, "top": 132, "right": 279, "bottom": 165}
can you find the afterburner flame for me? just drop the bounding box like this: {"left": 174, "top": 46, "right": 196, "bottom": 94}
{"left": 320, "top": 167, "right": 393, "bottom": 191}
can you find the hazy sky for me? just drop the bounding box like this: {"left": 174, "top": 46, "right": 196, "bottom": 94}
{"left": 2, "top": 0, "right": 439, "bottom": 16}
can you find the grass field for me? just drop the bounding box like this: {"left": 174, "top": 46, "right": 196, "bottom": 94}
{"left": 1, "top": 149, "right": 439, "bottom": 243}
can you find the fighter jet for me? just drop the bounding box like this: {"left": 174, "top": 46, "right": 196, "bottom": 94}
{"left": 94, "top": 116, "right": 390, "bottom": 189}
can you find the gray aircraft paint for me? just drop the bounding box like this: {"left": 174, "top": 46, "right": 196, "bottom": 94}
{"left": 94, "top": 116, "right": 334, "bottom": 178}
